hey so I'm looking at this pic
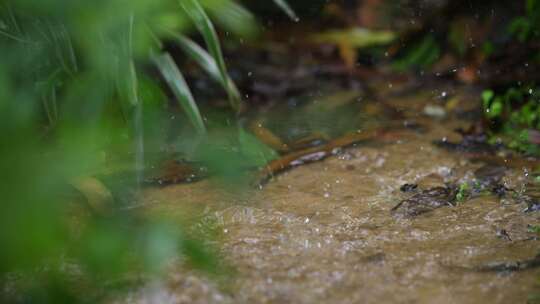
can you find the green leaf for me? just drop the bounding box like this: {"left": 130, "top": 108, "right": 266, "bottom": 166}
{"left": 392, "top": 35, "right": 439, "bottom": 71}
{"left": 179, "top": 0, "right": 243, "bottom": 112}
{"left": 204, "top": 0, "right": 259, "bottom": 38}
{"left": 153, "top": 52, "right": 206, "bottom": 134}
{"left": 272, "top": 0, "right": 299, "bottom": 21}
{"left": 456, "top": 183, "right": 469, "bottom": 202}
{"left": 508, "top": 17, "right": 531, "bottom": 42}
{"left": 488, "top": 97, "right": 503, "bottom": 118}
{"left": 527, "top": 0, "right": 539, "bottom": 15}
{"left": 482, "top": 41, "right": 495, "bottom": 57}
{"left": 482, "top": 90, "right": 494, "bottom": 109}
{"left": 528, "top": 225, "right": 540, "bottom": 234}
{"left": 173, "top": 34, "right": 241, "bottom": 104}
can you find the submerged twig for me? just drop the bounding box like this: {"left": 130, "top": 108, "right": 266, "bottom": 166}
{"left": 257, "top": 128, "right": 385, "bottom": 185}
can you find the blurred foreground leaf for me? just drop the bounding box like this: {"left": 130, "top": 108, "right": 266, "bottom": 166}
{"left": 153, "top": 52, "right": 207, "bottom": 134}
{"left": 180, "top": 0, "right": 244, "bottom": 112}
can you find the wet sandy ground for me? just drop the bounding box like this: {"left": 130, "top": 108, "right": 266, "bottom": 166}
{"left": 125, "top": 90, "right": 540, "bottom": 304}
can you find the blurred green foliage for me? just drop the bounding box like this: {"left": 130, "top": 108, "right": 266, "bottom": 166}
{"left": 392, "top": 35, "right": 440, "bottom": 72}
{"left": 483, "top": 86, "right": 540, "bottom": 155}
{"left": 0, "top": 0, "right": 297, "bottom": 302}
{"left": 481, "top": 0, "right": 540, "bottom": 156}
{"left": 509, "top": 0, "right": 540, "bottom": 42}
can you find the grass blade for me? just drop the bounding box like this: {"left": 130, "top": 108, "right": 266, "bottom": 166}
{"left": 272, "top": 0, "right": 298, "bottom": 21}
{"left": 204, "top": 0, "right": 258, "bottom": 38}
{"left": 179, "top": 0, "right": 243, "bottom": 113}
{"left": 153, "top": 52, "right": 206, "bottom": 134}
{"left": 173, "top": 34, "right": 241, "bottom": 104}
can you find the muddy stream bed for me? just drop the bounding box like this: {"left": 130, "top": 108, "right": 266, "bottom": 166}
{"left": 120, "top": 85, "right": 540, "bottom": 304}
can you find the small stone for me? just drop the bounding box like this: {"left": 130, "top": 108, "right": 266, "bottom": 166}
{"left": 423, "top": 104, "right": 447, "bottom": 118}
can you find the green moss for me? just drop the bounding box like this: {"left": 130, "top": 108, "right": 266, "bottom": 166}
{"left": 482, "top": 85, "right": 540, "bottom": 156}
{"left": 456, "top": 183, "right": 470, "bottom": 202}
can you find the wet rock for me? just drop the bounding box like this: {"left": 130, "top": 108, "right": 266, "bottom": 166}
{"left": 402, "top": 120, "right": 428, "bottom": 133}
{"left": 516, "top": 181, "right": 540, "bottom": 212}
{"left": 472, "top": 164, "right": 510, "bottom": 197}
{"left": 495, "top": 229, "right": 512, "bottom": 242}
{"left": 416, "top": 173, "right": 446, "bottom": 189}
{"left": 391, "top": 186, "right": 457, "bottom": 218}
{"left": 524, "top": 202, "right": 540, "bottom": 213}
{"left": 146, "top": 160, "right": 207, "bottom": 186}
{"left": 423, "top": 104, "right": 447, "bottom": 119}
{"left": 471, "top": 253, "right": 540, "bottom": 273}
{"left": 360, "top": 253, "right": 386, "bottom": 264}
{"left": 474, "top": 165, "right": 506, "bottom": 185}
{"left": 289, "top": 151, "right": 328, "bottom": 166}
{"left": 344, "top": 164, "right": 356, "bottom": 171}
{"left": 393, "top": 166, "right": 514, "bottom": 218}
{"left": 433, "top": 132, "right": 500, "bottom": 155}
{"left": 399, "top": 183, "right": 418, "bottom": 193}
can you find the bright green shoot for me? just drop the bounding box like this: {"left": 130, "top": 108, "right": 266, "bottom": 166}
{"left": 179, "top": 0, "right": 244, "bottom": 113}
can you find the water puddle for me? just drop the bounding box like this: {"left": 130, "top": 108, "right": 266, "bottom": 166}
{"left": 124, "top": 85, "right": 540, "bottom": 304}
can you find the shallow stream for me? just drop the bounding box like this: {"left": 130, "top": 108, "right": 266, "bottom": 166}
{"left": 124, "top": 85, "right": 540, "bottom": 304}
